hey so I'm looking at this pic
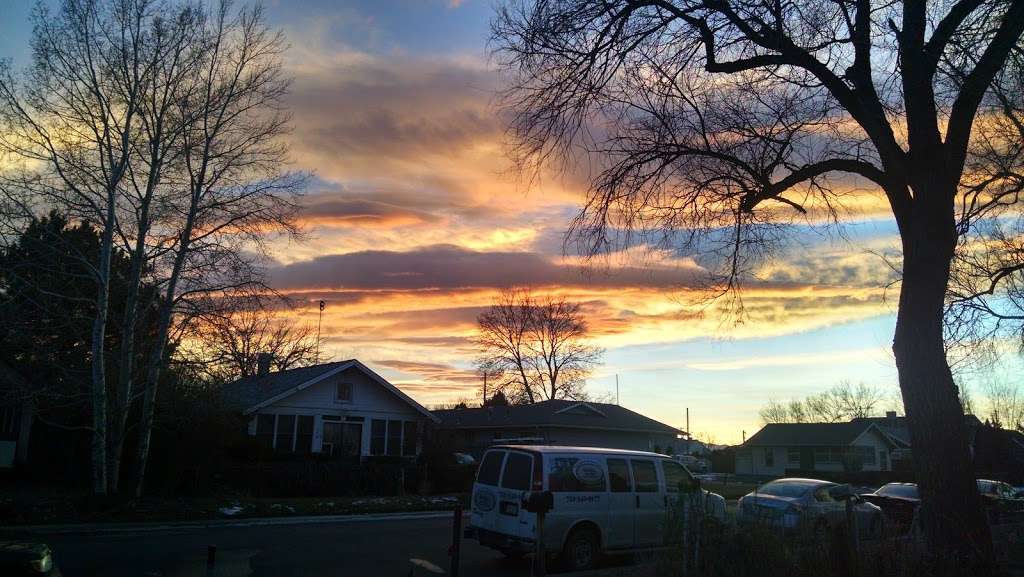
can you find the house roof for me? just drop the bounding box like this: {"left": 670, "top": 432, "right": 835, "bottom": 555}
{"left": 850, "top": 414, "right": 983, "bottom": 446}
{"left": 219, "top": 359, "right": 439, "bottom": 422}
{"left": 743, "top": 421, "right": 899, "bottom": 447}
{"left": 433, "top": 400, "right": 683, "bottom": 436}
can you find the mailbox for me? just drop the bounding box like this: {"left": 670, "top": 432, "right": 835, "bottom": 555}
{"left": 522, "top": 490, "right": 554, "bottom": 514}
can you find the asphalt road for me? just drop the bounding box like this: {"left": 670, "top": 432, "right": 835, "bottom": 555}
{"left": 6, "top": 515, "right": 633, "bottom": 577}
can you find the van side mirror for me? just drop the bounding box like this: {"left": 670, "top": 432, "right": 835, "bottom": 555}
{"left": 679, "top": 476, "right": 701, "bottom": 493}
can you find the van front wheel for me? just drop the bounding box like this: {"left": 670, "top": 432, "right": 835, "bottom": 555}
{"left": 561, "top": 526, "right": 600, "bottom": 572}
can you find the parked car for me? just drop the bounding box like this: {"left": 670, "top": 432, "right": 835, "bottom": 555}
{"left": 453, "top": 452, "right": 476, "bottom": 466}
{"left": 737, "top": 478, "right": 884, "bottom": 539}
{"left": 465, "top": 445, "right": 726, "bottom": 571}
{"left": 672, "top": 454, "right": 709, "bottom": 474}
{"left": 976, "top": 479, "right": 1024, "bottom": 524}
{"left": 860, "top": 483, "right": 920, "bottom": 535}
{"left": 0, "top": 542, "right": 60, "bottom": 576}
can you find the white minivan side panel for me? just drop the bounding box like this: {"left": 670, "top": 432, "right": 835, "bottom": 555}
{"left": 543, "top": 453, "right": 610, "bottom": 552}
{"left": 630, "top": 457, "right": 666, "bottom": 546}
{"left": 604, "top": 456, "right": 636, "bottom": 549}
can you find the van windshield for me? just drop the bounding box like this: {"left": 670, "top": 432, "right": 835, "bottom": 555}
{"left": 477, "top": 450, "right": 505, "bottom": 486}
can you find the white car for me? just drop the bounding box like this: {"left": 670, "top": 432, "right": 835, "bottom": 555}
{"left": 737, "top": 478, "right": 884, "bottom": 539}
{"left": 465, "top": 445, "right": 726, "bottom": 571}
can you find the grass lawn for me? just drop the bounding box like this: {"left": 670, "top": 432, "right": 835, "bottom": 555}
{"left": 0, "top": 483, "right": 469, "bottom": 526}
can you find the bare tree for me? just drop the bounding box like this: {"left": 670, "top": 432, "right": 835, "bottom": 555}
{"left": 476, "top": 288, "right": 539, "bottom": 403}
{"left": 476, "top": 288, "right": 603, "bottom": 402}
{"left": 0, "top": 0, "right": 170, "bottom": 495}
{"left": 0, "top": 0, "right": 302, "bottom": 496}
{"left": 181, "top": 300, "right": 322, "bottom": 383}
{"left": 983, "top": 379, "right": 1024, "bottom": 431}
{"left": 132, "top": 1, "right": 303, "bottom": 496}
{"left": 493, "top": 1, "right": 1024, "bottom": 568}
{"left": 761, "top": 382, "right": 884, "bottom": 423}
{"left": 758, "top": 399, "right": 794, "bottom": 424}
{"left": 527, "top": 295, "right": 604, "bottom": 400}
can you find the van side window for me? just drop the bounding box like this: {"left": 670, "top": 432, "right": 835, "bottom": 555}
{"left": 631, "top": 459, "right": 659, "bottom": 493}
{"left": 607, "top": 458, "right": 631, "bottom": 492}
{"left": 662, "top": 460, "right": 691, "bottom": 493}
{"left": 548, "top": 457, "right": 606, "bottom": 492}
{"left": 477, "top": 450, "right": 505, "bottom": 486}
{"left": 501, "top": 452, "right": 533, "bottom": 491}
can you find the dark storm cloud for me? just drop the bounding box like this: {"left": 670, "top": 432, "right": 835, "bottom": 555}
{"left": 268, "top": 244, "right": 706, "bottom": 291}
{"left": 300, "top": 197, "right": 443, "bottom": 227}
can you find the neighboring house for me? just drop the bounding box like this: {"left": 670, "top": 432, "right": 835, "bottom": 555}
{"left": 433, "top": 399, "right": 683, "bottom": 457}
{"left": 735, "top": 419, "right": 906, "bottom": 476}
{"left": 220, "top": 358, "right": 438, "bottom": 459}
{"left": 737, "top": 412, "right": 1024, "bottom": 479}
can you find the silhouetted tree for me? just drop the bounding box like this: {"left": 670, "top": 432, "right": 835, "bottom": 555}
{"left": 476, "top": 288, "right": 603, "bottom": 402}
{"left": 493, "top": 1, "right": 1024, "bottom": 569}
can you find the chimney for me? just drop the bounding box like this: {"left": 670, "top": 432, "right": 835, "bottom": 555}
{"left": 257, "top": 353, "right": 273, "bottom": 376}
{"left": 885, "top": 411, "right": 897, "bottom": 419}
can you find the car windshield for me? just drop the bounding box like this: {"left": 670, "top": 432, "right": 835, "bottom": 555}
{"left": 757, "top": 481, "right": 819, "bottom": 497}
{"left": 977, "top": 480, "right": 997, "bottom": 495}
{"left": 876, "top": 484, "right": 919, "bottom": 499}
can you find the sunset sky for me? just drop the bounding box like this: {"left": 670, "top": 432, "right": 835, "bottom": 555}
{"left": 2, "top": 0, "right": 1017, "bottom": 444}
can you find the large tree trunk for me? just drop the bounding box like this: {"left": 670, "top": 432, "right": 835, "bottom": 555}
{"left": 893, "top": 193, "right": 993, "bottom": 575}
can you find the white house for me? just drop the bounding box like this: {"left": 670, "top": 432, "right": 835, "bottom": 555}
{"left": 220, "top": 358, "right": 438, "bottom": 459}
{"left": 735, "top": 420, "right": 906, "bottom": 476}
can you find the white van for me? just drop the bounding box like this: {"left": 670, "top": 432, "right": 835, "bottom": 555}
{"left": 465, "top": 445, "right": 726, "bottom": 571}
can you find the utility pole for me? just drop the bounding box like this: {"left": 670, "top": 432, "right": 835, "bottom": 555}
{"left": 686, "top": 407, "right": 690, "bottom": 453}
{"left": 615, "top": 374, "right": 620, "bottom": 405}
{"left": 315, "top": 300, "right": 325, "bottom": 364}
{"left": 482, "top": 371, "right": 488, "bottom": 406}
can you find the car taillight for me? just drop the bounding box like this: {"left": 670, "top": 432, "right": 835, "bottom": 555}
{"left": 532, "top": 455, "right": 543, "bottom": 490}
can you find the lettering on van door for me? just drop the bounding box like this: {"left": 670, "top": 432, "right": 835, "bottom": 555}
{"left": 565, "top": 495, "right": 601, "bottom": 504}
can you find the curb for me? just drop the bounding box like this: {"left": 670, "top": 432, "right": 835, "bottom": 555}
{"left": 0, "top": 510, "right": 455, "bottom": 535}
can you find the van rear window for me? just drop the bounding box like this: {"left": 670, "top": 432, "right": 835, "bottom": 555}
{"left": 548, "top": 457, "right": 606, "bottom": 492}
{"left": 500, "top": 452, "right": 533, "bottom": 490}
{"left": 477, "top": 451, "right": 505, "bottom": 486}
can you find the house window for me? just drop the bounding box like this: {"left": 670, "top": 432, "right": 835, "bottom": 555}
{"left": 814, "top": 447, "right": 844, "bottom": 464}
{"left": 296, "top": 416, "right": 314, "bottom": 454}
{"left": 787, "top": 448, "right": 801, "bottom": 466}
{"left": 276, "top": 415, "right": 296, "bottom": 453}
{"left": 402, "top": 421, "right": 418, "bottom": 456}
{"left": 764, "top": 448, "right": 775, "bottom": 467}
{"left": 256, "top": 414, "right": 275, "bottom": 448}
{"left": 371, "top": 419, "right": 386, "bottom": 455}
{"left": 879, "top": 450, "right": 889, "bottom": 470}
{"left": 386, "top": 420, "right": 402, "bottom": 456}
{"left": 336, "top": 382, "right": 353, "bottom": 402}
